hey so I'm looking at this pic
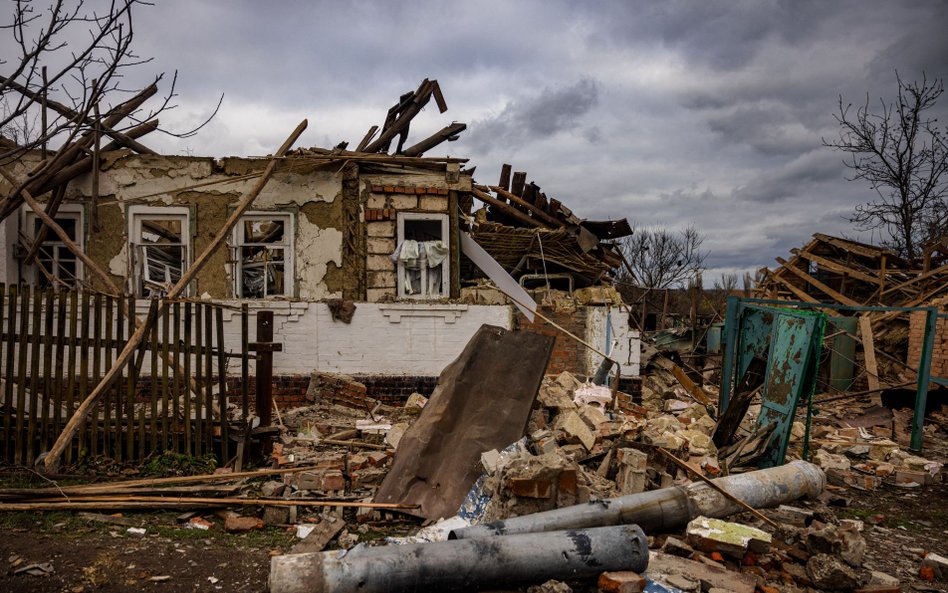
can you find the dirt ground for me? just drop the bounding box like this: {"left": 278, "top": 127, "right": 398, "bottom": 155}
{"left": 1, "top": 483, "right": 946, "bottom": 593}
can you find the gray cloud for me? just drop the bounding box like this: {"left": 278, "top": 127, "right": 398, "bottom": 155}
{"left": 464, "top": 78, "right": 600, "bottom": 154}
{"left": 19, "top": 0, "right": 940, "bottom": 279}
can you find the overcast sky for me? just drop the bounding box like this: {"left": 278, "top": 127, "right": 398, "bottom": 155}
{"left": 17, "top": 1, "right": 948, "bottom": 282}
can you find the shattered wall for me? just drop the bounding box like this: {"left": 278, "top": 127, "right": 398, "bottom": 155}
{"left": 907, "top": 300, "right": 948, "bottom": 379}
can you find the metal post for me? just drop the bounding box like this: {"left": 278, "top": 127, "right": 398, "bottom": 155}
{"left": 911, "top": 307, "right": 938, "bottom": 452}
{"left": 450, "top": 460, "right": 824, "bottom": 540}
{"left": 249, "top": 310, "right": 280, "bottom": 427}
{"left": 719, "top": 295, "right": 741, "bottom": 411}
{"left": 269, "top": 524, "right": 648, "bottom": 593}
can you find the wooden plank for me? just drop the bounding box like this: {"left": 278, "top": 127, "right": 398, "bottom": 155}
{"left": 41, "top": 288, "right": 54, "bottom": 450}
{"left": 498, "top": 163, "right": 512, "bottom": 192}
{"left": 215, "top": 306, "right": 228, "bottom": 463}
{"left": 149, "top": 299, "right": 159, "bottom": 453}
{"left": 764, "top": 270, "right": 820, "bottom": 303}
{"left": 52, "top": 289, "right": 67, "bottom": 449}
{"left": 792, "top": 248, "right": 882, "bottom": 285}
{"left": 172, "top": 301, "right": 181, "bottom": 453}
{"left": 241, "top": 304, "right": 249, "bottom": 423}
{"left": 90, "top": 292, "right": 102, "bottom": 456}
{"left": 125, "top": 296, "right": 136, "bottom": 459}
{"left": 881, "top": 262, "right": 948, "bottom": 296}
{"left": 43, "top": 120, "right": 308, "bottom": 471}
{"left": 813, "top": 233, "right": 894, "bottom": 259}
{"left": 78, "top": 290, "right": 90, "bottom": 458}
{"left": 485, "top": 185, "right": 563, "bottom": 227}
{"left": 183, "top": 302, "right": 192, "bottom": 455}
{"left": 194, "top": 303, "right": 203, "bottom": 456}
{"left": 470, "top": 187, "right": 545, "bottom": 228}
{"left": 859, "top": 315, "right": 881, "bottom": 404}
{"left": 113, "top": 296, "right": 124, "bottom": 461}
{"left": 2, "top": 285, "right": 15, "bottom": 462}
{"left": 776, "top": 257, "right": 861, "bottom": 307}
{"left": 204, "top": 303, "right": 214, "bottom": 455}
{"left": 14, "top": 285, "right": 30, "bottom": 464}
{"left": 161, "top": 300, "right": 170, "bottom": 452}
{"left": 64, "top": 290, "right": 78, "bottom": 463}
{"left": 511, "top": 171, "right": 526, "bottom": 197}
{"left": 102, "top": 295, "right": 114, "bottom": 456}
{"left": 27, "top": 287, "right": 43, "bottom": 462}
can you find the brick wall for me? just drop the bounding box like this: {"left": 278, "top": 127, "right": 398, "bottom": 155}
{"left": 515, "top": 306, "right": 590, "bottom": 376}
{"left": 907, "top": 306, "right": 948, "bottom": 379}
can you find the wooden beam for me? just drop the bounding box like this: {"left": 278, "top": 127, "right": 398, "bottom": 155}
{"left": 881, "top": 262, "right": 948, "bottom": 296}
{"left": 859, "top": 315, "right": 881, "bottom": 404}
{"left": 43, "top": 119, "right": 309, "bottom": 472}
{"left": 401, "top": 122, "right": 466, "bottom": 156}
{"left": 813, "top": 233, "right": 895, "bottom": 259}
{"left": 792, "top": 248, "right": 882, "bottom": 285}
{"left": 498, "top": 164, "right": 512, "bottom": 192}
{"left": 470, "top": 187, "right": 545, "bottom": 228}
{"left": 776, "top": 257, "right": 861, "bottom": 307}
{"left": 484, "top": 185, "right": 563, "bottom": 227}
{"left": 764, "top": 270, "right": 821, "bottom": 304}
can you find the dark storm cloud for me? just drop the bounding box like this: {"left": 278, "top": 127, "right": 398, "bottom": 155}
{"left": 464, "top": 78, "right": 601, "bottom": 153}
{"left": 21, "top": 0, "right": 940, "bottom": 281}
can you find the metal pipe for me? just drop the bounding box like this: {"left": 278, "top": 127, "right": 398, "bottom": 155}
{"left": 450, "top": 460, "right": 824, "bottom": 540}
{"left": 269, "top": 524, "right": 648, "bottom": 593}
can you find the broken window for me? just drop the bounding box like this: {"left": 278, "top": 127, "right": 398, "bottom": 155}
{"left": 23, "top": 208, "right": 82, "bottom": 288}
{"left": 234, "top": 213, "right": 293, "bottom": 298}
{"left": 394, "top": 213, "right": 449, "bottom": 299}
{"left": 129, "top": 207, "right": 190, "bottom": 297}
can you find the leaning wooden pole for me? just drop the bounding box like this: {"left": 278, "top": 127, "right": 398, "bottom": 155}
{"left": 42, "top": 119, "right": 308, "bottom": 471}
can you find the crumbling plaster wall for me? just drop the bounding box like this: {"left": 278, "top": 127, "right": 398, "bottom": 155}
{"left": 63, "top": 153, "right": 345, "bottom": 299}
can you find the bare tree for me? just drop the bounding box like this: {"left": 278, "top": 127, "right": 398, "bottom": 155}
{"left": 823, "top": 73, "right": 948, "bottom": 260}
{"left": 618, "top": 224, "right": 706, "bottom": 289}
{"left": 0, "top": 0, "right": 220, "bottom": 163}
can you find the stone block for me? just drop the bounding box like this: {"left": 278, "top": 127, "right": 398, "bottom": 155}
{"left": 262, "top": 505, "right": 290, "bottom": 525}
{"left": 554, "top": 410, "right": 597, "bottom": 451}
{"left": 389, "top": 194, "right": 418, "bottom": 209}
{"left": 662, "top": 535, "right": 695, "bottom": 558}
{"left": 367, "top": 270, "right": 397, "bottom": 289}
{"left": 507, "top": 476, "right": 554, "bottom": 499}
{"left": 616, "top": 447, "right": 648, "bottom": 471}
{"left": 224, "top": 513, "right": 264, "bottom": 533}
{"left": 366, "top": 193, "right": 388, "bottom": 209}
{"left": 419, "top": 195, "right": 448, "bottom": 211}
{"left": 806, "top": 553, "right": 868, "bottom": 590}
{"left": 686, "top": 516, "right": 772, "bottom": 558}
{"left": 366, "top": 220, "right": 395, "bottom": 237}
{"left": 578, "top": 404, "right": 608, "bottom": 429}
{"left": 598, "top": 571, "right": 646, "bottom": 593}
{"left": 366, "top": 254, "right": 394, "bottom": 272}
{"left": 366, "top": 287, "right": 396, "bottom": 302}
{"left": 367, "top": 236, "right": 396, "bottom": 254}
{"left": 617, "top": 466, "right": 647, "bottom": 495}
{"left": 921, "top": 552, "right": 948, "bottom": 580}
{"left": 895, "top": 469, "right": 931, "bottom": 485}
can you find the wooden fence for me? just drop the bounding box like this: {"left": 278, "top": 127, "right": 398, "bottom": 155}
{"left": 0, "top": 284, "right": 249, "bottom": 465}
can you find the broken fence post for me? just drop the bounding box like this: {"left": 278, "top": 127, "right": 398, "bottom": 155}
{"left": 249, "top": 310, "right": 280, "bottom": 427}
{"left": 449, "top": 460, "right": 824, "bottom": 540}
{"left": 269, "top": 524, "right": 648, "bottom": 593}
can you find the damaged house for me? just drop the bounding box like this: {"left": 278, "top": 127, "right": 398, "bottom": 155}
{"left": 0, "top": 79, "right": 639, "bottom": 465}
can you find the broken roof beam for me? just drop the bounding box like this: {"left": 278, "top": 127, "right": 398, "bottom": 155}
{"left": 498, "top": 164, "right": 512, "bottom": 193}
{"left": 471, "top": 187, "right": 545, "bottom": 228}
{"left": 775, "top": 256, "right": 861, "bottom": 307}
{"left": 401, "top": 122, "right": 466, "bottom": 157}
{"left": 880, "top": 262, "right": 948, "bottom": 296}
{"left": 363, "top": 79, "right": 445, "bottom": 154}
{"left": 483, "top": 184, "right": 563, "bottom": 227}
{"left": 356, "top": 125, "right": 379, "bottom": 152}
{"left": 790, "top": 248, "right": 883, "bottom": 286}
{"left": 813, "top": 232, "right": 898, "bottom": 260}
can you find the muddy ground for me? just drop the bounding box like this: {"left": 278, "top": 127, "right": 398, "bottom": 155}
{"left": 2, "top": 480, "right": 946, "bottom": 593}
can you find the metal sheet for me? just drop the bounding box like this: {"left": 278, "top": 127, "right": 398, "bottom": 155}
{"left": 373, "top": 324, "right": 555, "bottom": 520}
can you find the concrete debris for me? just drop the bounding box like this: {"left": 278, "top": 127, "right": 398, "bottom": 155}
{"left": 685, "top": 516, "right": 772, "bottom": 558}
{"left": 806, "top": 553, "right": 869, "bottom": 590}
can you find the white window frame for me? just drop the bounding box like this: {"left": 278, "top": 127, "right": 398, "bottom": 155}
{"left": 22, "top": 204, "right": 84, "bottom": 287}
{"left": 128, "top": 205, "right": 191, "bottom": 297}
{"left": 232, "top": 211, "right": 295, "bottom": 299}
{"left": 396, "top": 212, "right": 450, "bottom": 299}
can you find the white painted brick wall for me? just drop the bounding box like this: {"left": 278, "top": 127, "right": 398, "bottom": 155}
{"left": 584, "top": 306, "right": 641, "bottom": 376}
